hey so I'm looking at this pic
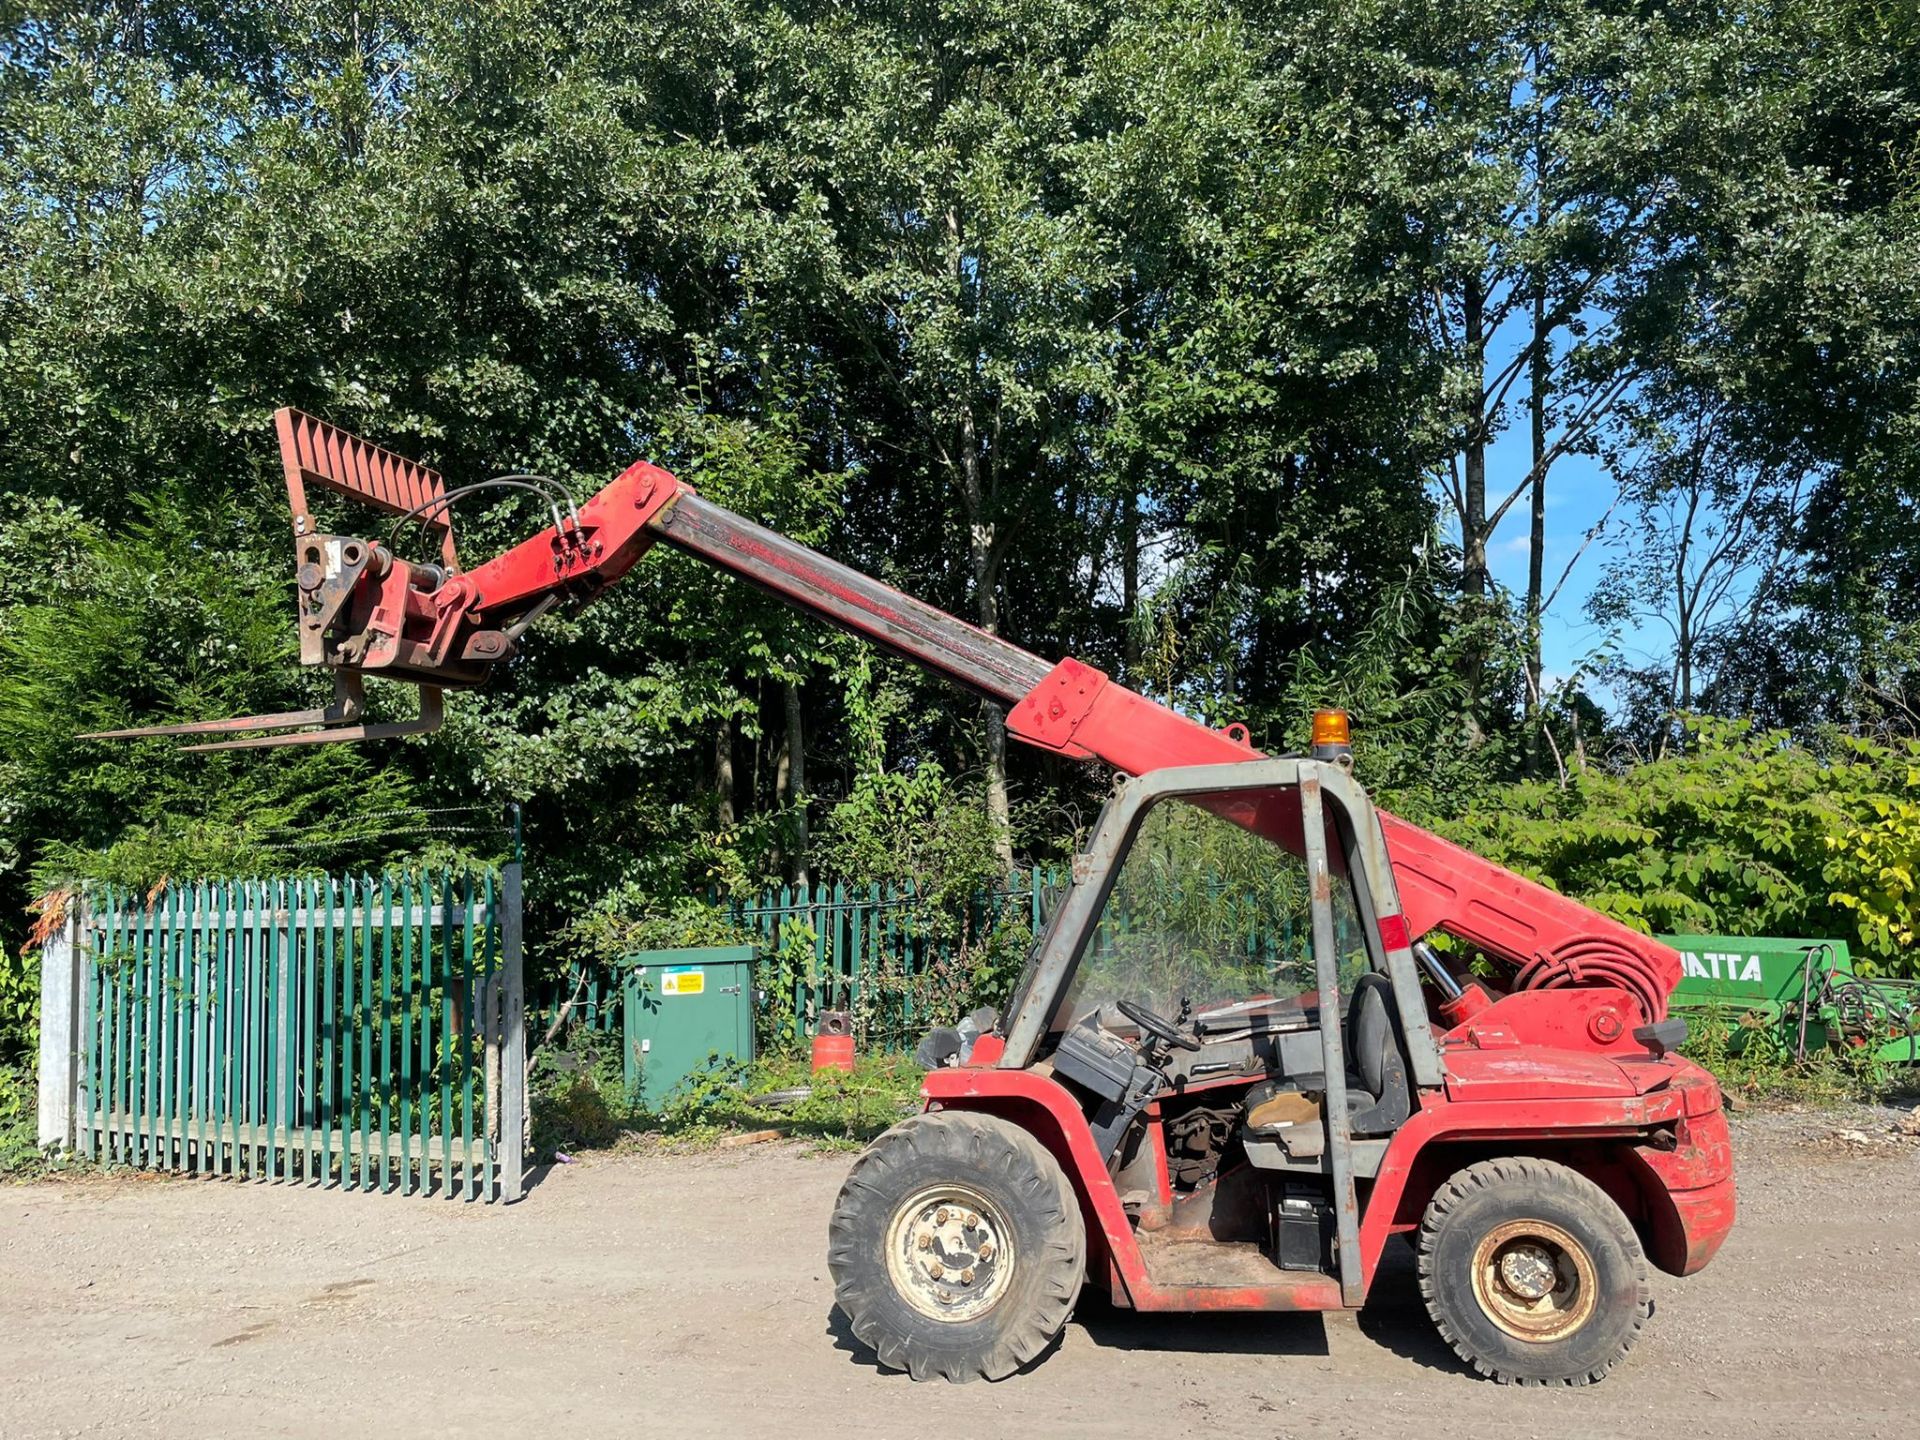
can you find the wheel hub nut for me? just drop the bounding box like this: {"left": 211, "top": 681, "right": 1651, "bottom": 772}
{"left": 888, "top": 1186, "right": 1013, "bottom": 1323}
{"left": 1499, "top": 1245, "right": 1556, "bottom": 1300}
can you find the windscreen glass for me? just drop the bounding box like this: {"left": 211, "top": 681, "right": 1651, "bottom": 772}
{"left": 1059, "top": 788, "right": 1369, "bottom": 1026}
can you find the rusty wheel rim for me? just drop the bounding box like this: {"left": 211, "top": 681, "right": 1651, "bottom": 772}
{"left": 1468, "top": 1218, "right": 1597, "bottom": 1343}
{"left": 884, "top": 1183, "right": 1014, "bottom": 1323}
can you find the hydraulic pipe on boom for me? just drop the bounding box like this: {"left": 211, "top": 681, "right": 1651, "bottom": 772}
{"left": 90, "top": 409, "right": 1681, "bottom": 1021}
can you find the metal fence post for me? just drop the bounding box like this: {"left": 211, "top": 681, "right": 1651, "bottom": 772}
{"left": 499, "top": 863, "right": 526, "bottom": 1202}
{"left": 37, "top": 900, "right": 83, "bottom": 1153}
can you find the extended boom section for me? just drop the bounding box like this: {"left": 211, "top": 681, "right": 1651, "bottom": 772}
{"left": 653, "top": 495, "right": 1054, "bottom": 702}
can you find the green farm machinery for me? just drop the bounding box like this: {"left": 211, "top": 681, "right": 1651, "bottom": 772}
{"left": 1661, "top": 934, "right": 1920, "bottom": 1066}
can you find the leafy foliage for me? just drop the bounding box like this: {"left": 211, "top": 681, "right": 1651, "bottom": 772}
{"left": 0, "top": 1065, "right": 43, "bottom": 1175}
{"left": 814, "top": 766, "right": 1008, "bottom": 913}
{"left": 1682, "top": 1003, "right": 1887, "bottom": 1105}
{"left": 812, "top": 764, "right": 1038, "bottom": 1034}
{"left": 1430, "top": 719, "right": 1920, "bottom": 978}
{"left": 1825, "top": 781, "right": 1920, "bottom": 971}
{"left": 1070, "top": 792, "right": 1365, "bottom": 1018}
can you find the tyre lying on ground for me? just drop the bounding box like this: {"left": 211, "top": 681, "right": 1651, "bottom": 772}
{"left": 827, "top": 1110, "right": 1086, "bottom": 1382}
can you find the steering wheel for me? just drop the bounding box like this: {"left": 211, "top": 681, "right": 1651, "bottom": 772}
{"left": 1115, "top": 999, "right": 1202, "bottom": 1052}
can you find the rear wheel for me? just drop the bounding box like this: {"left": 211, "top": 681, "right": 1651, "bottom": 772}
{"left": 1417, "top": 1157, "right": 1651, "bottom": 1386}
{"left": 828, "top": 1110, "right": 1085, "bottom": 1381}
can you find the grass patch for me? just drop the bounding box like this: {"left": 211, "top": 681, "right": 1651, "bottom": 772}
{"left": 645, "top": 1053, "right": 926, "bottom": 1150}
{"left": 1681, "top": 1004, "right": 1891, "bottom": 1106}
{"left": 528, "top": 1025, "right": 925, "bottom": 1159}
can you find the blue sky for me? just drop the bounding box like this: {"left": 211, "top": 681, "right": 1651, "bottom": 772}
{"left": 1454, "top": 297, "right": 1662, "bottom": 703}
{"left": 1475, "top": 436, "right": 1621, "bottom": 692}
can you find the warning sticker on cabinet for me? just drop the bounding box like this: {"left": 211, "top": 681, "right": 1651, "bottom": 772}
{"left": 661, "top": 967, "right": 705, "bottom": 996}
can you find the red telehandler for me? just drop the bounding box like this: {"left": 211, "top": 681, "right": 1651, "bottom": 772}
{"left": 96, "top": 410, "right": 1735, "bottom": 1385}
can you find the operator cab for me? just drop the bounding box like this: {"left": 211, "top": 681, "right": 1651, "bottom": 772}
{"left": 1009, "top": 751, "right": 1424, "bottom": 1285}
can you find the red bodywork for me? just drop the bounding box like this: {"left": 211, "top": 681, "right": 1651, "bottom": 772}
{"left": 133, "top": 411, "right": 1736, "bottom": 1311}
{"left": 927, "top": 1034, "right": 1733, "bottom": 1311}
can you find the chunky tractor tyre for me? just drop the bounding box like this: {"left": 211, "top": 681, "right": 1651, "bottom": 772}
{"left": 828, "top": 1110, "right": 1086, "bottom": 1382}
{"left": 1417, "top": 1157, "right": 1652, "bottom": 1386}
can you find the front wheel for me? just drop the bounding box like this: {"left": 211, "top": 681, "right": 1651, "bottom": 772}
{"left": 827, "top": 1110, "right": 1086, "bottom": 1381}
{"left": 1417, "top": 1156, "right": 1651, "bottom": 1386}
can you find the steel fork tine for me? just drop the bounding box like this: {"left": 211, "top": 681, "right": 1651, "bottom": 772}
{"left": 82, "top": 673, "right": 372, "bottom": 745}
{"left": 180, "top": 689, "right": 443, "bottom": 753}
{"left": 82, "top": 707, "right": 339, "bottom": 741}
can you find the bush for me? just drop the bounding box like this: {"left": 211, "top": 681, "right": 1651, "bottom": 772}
{"left": 0, "top": 1065, "right": 40, "bottom": 1176}
{"left": 551, "top": 764, "right": 1038, "bottom": 1057}
{"left": 1825, "top": 782, "right": 1920, "bottom": 973}
{"left": 812, "top": 763, "right": 1035, "bottom": 1040}
{"left": 1432, "top": 719, "right": 1920, "bottom": 977}
{"left": 639, "top": 1051, "right": 923, "bottom": 1149}
{"left": 1681, "top": 1004, "right": 1888, "bottom": 1105}
{"left": 528, "top": 1024, "right": 640, "bottom": 1157}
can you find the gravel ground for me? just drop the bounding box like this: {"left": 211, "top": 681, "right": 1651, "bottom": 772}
{"left": 3, "top": 1103, "right": 1916, "bottom": 1440}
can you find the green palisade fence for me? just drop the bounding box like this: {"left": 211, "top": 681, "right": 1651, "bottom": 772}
{"left": 533, "top": 868, "right": 1074, "bottom": 1052}
{"left": 58, "top": 865, "right": 525, "bottom": 1201}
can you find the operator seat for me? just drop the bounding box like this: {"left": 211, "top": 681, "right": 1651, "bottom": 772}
{"left": 1343, "top": 971, "right": 1412, "bottom": 1136}
{"left": 1241, "top": 971, "right": 1412, "bottom": 1162}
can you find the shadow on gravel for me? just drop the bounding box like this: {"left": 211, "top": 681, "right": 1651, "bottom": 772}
{"left": 1071, "top": 1290, "right": 1331, "bottom": 1360}
{"left": 825, "top": 1290, "right": 1335, "bottom": 1373}
{"left": 823, "top": 1306, "right": 884, "bottom": 1374}
{"left": 517, "top": 1161, "right": 560, "bottom": 1197}
{"left": 822, "top": 1248, "right": 1484, "bottom": 1379}
{"left": 1352, "top": 1239, "right": 1474, "bottom": 1378}
{"left": 824, "top": 1305, "right": 1070, "bottom": 1378}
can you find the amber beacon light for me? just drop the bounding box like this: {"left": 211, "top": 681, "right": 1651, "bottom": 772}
{"left": 1311, "top": 708, "right": 1353, "bottom": 762}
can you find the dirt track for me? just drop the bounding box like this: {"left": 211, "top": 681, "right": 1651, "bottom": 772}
{"left": 3, "top": 1105, "right": 1916, "bottom": 1440}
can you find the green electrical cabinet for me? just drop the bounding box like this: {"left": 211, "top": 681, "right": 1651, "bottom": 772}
{"left": 623, "top": 945, "right": 757, "bottom": 1106}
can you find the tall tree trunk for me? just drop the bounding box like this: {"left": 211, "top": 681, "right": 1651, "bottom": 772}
{"left": 714, "top": 715, "right": 735, "bottom": 828}
{"left": 982, "top": 699, "right": 1013, "bottom": 868}
{"left": 1458, "top": 272, "right": 1492, "bottom": 747}
{"left": 1525, "top": 276, "right": 1549, "bottom": 774}
{"left": 751, "top": 678, "right": 765, "bottom": 813}
{"left": 1677, "top": 624, "right": 1693, "bottom": 715}
{"left": 1669, "top": 487, "right": 1702, "bottom": 756}
{"left": 1121, "top": 486, "right": 1141, "bottom": 676}
{"left": 961, "top": 417, "right": 1013, "bottom": 870}
{"left": 784, "top": 680, "right": 808, "bottom": 887}
{"left": 949, "top": 201, "right": 1014, "bottom": 870}
{"left": 1462, "top": 274, "right": 1489, "bottom": 598}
